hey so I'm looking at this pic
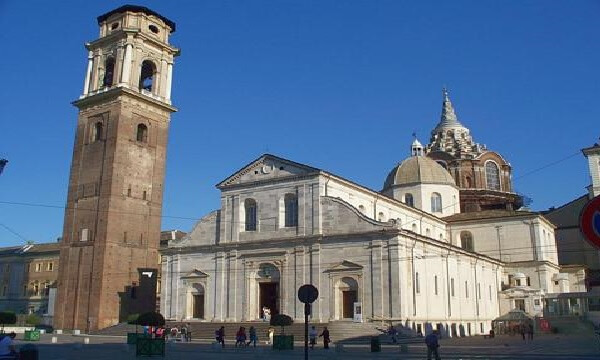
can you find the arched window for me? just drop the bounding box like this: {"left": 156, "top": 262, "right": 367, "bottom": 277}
{"left": 405, "top": 193, "right": 414, "bottom": 207}
{"left": 460, "top": 231, "right": 474, "bottom": 252}
{"left": 102, "top": 57, "right": 115, "bottom": 87}
{"left": 139, "top": 60, "right": 156, "bottom": 92}
{"left": 485, "top": 161, "right": 501, "bottom": 191}
{"left": 358, "top": 205, "right": 365, "bottom": 213}
{"left": 425, "top": 228, "right": 431, "bottom": 237}
{"left": 245, "top": 199, "right": 257, "bottom": 231}
{"left": 284, "top": 193, "right": 298, "bottom": 227}
{"left": 93, "top": 121, "right": 103, "bottom": 142}
{"left": 136, "top": 124, "right": 148, "bottom": 143}
{"left": 431, "top": 192, "right": 442, "bottom": 213}
{"left": 411, "top": 223, "right": 417, "bottom": 233}
{"left": 378, "top": 212, "right": 385, "bottom": 222}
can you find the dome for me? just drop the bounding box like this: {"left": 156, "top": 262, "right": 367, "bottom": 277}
{"left": 383, "top": 156, "right": 456, "bottom": 190}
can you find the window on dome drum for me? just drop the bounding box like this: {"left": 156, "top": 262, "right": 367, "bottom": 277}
{"left": 245, "top": 198, "right": 257, "bottom": 231}
{"left": 485, "top": 161, "right": 501, "bottom": 191}
{"left": 405, "top": 193, "right": 414, "bottom": 207}
{"left": 378, "top": 212, "right": 385, "bottom": 222}
{"left": 465, "top": 176, "right": 472, "bottom": 188}
{"left": 139, "top": 60, "right": 156, "bottom": 92}
{"left": 358, "top": 205, "right": 365, "bottom": 213}
{"left": 102, "top": 57, "right": 115, "bottom": 87}
{"left": 136, "top": 124, "right": 148, "bottom": 142}
{"left": 460, "top": 231, "right": 474, "bottom": 252}
{"left": 93, "top": 122, "right": 103, "bottom": 142}
{"left": 284, "top": 193, "right": 298, "bottom": 227}
{"left": 431, "top": 193, "right": 442, "bottom": 213}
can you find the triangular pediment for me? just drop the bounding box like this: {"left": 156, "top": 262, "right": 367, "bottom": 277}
{"left": 181, "top": 269, "right": 209, "bottom": 279}
{"left": 325, "top": 260, "right": 364, "bottom": 273}
{"left": 217, "top": 154, "right": 320, "bottom": 189}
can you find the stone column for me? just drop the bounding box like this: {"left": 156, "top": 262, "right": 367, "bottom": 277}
{"left": 388, "top": 239, "right": 402, "bottom": 319}
{"left": 160, "top": 58, "right": 168, "bottom": 98}
{"left": 214, "top": 252, "right": 225, "bottom": 321}
{"left": 294, "top": 246, "right": 305, "bottom": 319}
{"left": 310, "top": 243, "right": 322, "bottom": 321}
{"left": 82, "top": 51, "right": 93, "bottom": 95}
{"left": 121, "top": 43, "right": 133, "bottom": 85}
{"left": 370, "top": 240, "right": 383, "bottom": 319}
{"left": 166, "top": 62, "right": 173, "bottom": 100}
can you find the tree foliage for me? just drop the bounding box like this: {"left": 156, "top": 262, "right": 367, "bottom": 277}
{"left": 135, "top": 312, "right": 165, "bottom": 327}
{"left": 0, "top": 312, "right": 17, "bottom": 329}
{"left": 25, "top": 314, "right": 41, "bottom": 326}
{"left": 270, "top": 314, "right": 293, "bottom": 334}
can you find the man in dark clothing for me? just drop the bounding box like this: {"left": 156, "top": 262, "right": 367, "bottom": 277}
{"left": 319, "top": 327, "right": 331, "bottom": 349}
{"left": 215, "top": 326, "right": 225, "bottom": 348}
{"left": 424, "top": 330, "right": 441, "bottom": 360}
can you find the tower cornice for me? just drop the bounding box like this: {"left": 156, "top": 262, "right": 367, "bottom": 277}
{"left": 73, "top": 86, "right": 177, "bottom": 113}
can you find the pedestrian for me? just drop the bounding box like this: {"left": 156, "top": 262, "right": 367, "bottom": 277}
{"left": 527, "top": 323, "right": 533, "bottom": 341}
{"left": 235, "top": 326, "right": 247, "bottom": 347}
{"left": 319, "top": 326, "right": 331, "bottom": 349}
{"left": 309, "top": 325, "right": 318, "bottom": 350}
{"left": 267, "top": 327, "right": 275, "bottom": 345}
{"left": 155, "top": 327, "right": 164, "bottom": 339}
{"left": 247, "top": 326, "right": 257, "bottom": 347}
{"left": 388, "top": 325, "right": 398, "bottom": 344}
{"left": 520, "top": 323, "right": 526, "bottom": 341}
{"left": 185, "top": 323, "right": 192, "bottom": 342}
{"left": 0, "top": 332, "right": 17, "bottom": 359}
{"left": 215, "top": 326, "right": 225, "bottom": 348}
{"left": 180, "top": 324, "right": 187, "bottom": 342}
{"left": 424, "top": 330, "right": 441, "bottom": 360}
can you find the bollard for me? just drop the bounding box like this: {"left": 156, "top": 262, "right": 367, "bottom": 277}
{"left": 84, "top": 337, "right": 90, "bottom": 344}
{"left": 73, "top": 329, "right": 81, "bottom": 335}
{"left": 51, "top": 337, "right": 57, "bottom": 344}
{"left": 55, "top": 330, "right": 63, "bottom": 334}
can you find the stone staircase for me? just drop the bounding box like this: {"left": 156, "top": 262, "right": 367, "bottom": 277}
{"left": 92, "top": 320, "right": 419, "bottom": 344}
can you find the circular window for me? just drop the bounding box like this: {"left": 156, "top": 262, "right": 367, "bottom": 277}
{"left": 111, "top": 22, "right": 119, "bottom": 30}
{"left": 148, "top": 25, "right": 159, "bottom": 34}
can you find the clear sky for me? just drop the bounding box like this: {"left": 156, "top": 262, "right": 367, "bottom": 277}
{"left": 0, "top": 1, "right": 599, "bottom": 246}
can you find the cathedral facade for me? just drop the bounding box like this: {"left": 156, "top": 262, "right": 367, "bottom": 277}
{"left": 161, "top": 92, "right": 584, "bottom": 336}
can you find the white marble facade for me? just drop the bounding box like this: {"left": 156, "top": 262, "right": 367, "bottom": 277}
{"left": 161, "top": 154, "right": 518, "bottom": 336}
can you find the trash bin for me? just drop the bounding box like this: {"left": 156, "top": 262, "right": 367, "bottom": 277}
{"left": 20, "top": 344, "right": 39, "bottom": 360}
{"left": 370, "top": 336, "right": 381, "bottom": 352}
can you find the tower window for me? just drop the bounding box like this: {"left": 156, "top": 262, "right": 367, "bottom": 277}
{"left": 465, "top": 176, "right": 472, "bottom": 188}
{"left": 244, "top": 198, "right": 257, "bottom": 231}
{"left": 404, "top": 193, "right": 414, "bottom": 207}
{"left": 136, "top": 124, "right": 148, "bottom": 143}
{"left": 93, "top": 122, "right": 103, "bottom": 142}
{"left": 139, "top": 60, "right": 156, "bottom": 92}
{"left": 148, "top": 25, "right": 159, "bottom": 34}
{"left": 431, "top": 192, "right": 442, "bottom": 213}
{"left": 143, "top": 191, "right": 147, "bottom": 200}
{"left": 111, "top": 22, "right": 119, "bottom": 30}
{"left": 102, "top": 57, "right": 115, "bottom": 87}
{"left": 284, "top": 193, "right": 298, "bottom": 227}
{"left": 485, "top": 161, "right": 501, "bottom": 191}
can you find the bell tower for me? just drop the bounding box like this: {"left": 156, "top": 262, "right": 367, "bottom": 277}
{"left": 55, "top": 6, "right": 179, "bottom": 331}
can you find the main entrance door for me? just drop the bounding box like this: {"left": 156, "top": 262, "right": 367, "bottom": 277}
{"left": 342, "top": 290, "right": 357, "bottom": 319}
{"left": 193, "top": 294, "right": 204, "bottom": 319}
{"left": 259, "top": 282, "right": 279, "bottom": 315}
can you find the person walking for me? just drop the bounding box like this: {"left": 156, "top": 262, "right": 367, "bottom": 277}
{"left": 309, "top": 325, "right": 318, "bottom": 350}
{"left": 235, "top": 327, "right": 247, "bottom": 347}
{"left": 388, "top": 325, "right": 398, "bottom": 344}
{"left": 527, "top": 323, "right": 534, "bottom": 341}
{"left": 520, "top": 323, "right": 526, "bottom": 341}
{"left": 319, "top": 326, "right": 331, "bottom": 349}
{"left": 215, "top": 326, "right": 225, "bottom": 348}
{"left": 425, "top": 330, "right": 441, "bottom": 360}
{"left": 185, "top": 323, "right": 192, "bottom": 342}
{"left": 267, "top": 327, "right": 275, "bottom": 345}
{"left": 180, "top": 324, "right": 187, "bottom": 342}
{"left": 247, "top": 326, "right": 257, "bottom": 347}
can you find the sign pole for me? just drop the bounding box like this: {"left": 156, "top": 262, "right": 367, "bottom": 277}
{"left": 304, "top": 303, "right": 309, "bottom": 360}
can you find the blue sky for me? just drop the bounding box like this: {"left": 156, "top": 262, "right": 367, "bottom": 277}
{"left": 0, "top": 1, "right": 599, "bottom": 246}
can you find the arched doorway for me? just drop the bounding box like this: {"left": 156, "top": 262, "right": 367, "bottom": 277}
{"left": 257, "top": 263, "right": 280, "bottom": 318}
{"left": 337, "top": 277, "right": 358, "bottom": 319}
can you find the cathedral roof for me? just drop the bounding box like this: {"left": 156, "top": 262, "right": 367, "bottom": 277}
{"left": 443, "top": 209, "right": 541, "bottom": 222}
{"left": 383, "top": 155, "right": 456, "bottom": 190}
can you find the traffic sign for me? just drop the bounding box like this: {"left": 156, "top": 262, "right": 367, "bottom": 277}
{"left": 580, "top": 195, "right": 600, "bottom": 249}
{"left": 298, "top": 284, "right": 318, "bottom": 304}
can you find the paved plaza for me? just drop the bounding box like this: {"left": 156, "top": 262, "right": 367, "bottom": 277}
{"left": 10, "top": 333, "right": 600, "bottom": 359}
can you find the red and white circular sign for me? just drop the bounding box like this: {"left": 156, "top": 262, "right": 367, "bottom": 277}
{"left": 580, "top": 195, "right": 600, "bottom": 249}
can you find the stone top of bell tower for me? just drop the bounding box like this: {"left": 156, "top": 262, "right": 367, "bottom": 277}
{"left": 426, "top": 88, "right": 485, "bottom": 159}
{"left": 97, "top": 5, "right": 176, "bottom": 43}
{"left": 77, "top": 5, "right": 179, "bottom": 109}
